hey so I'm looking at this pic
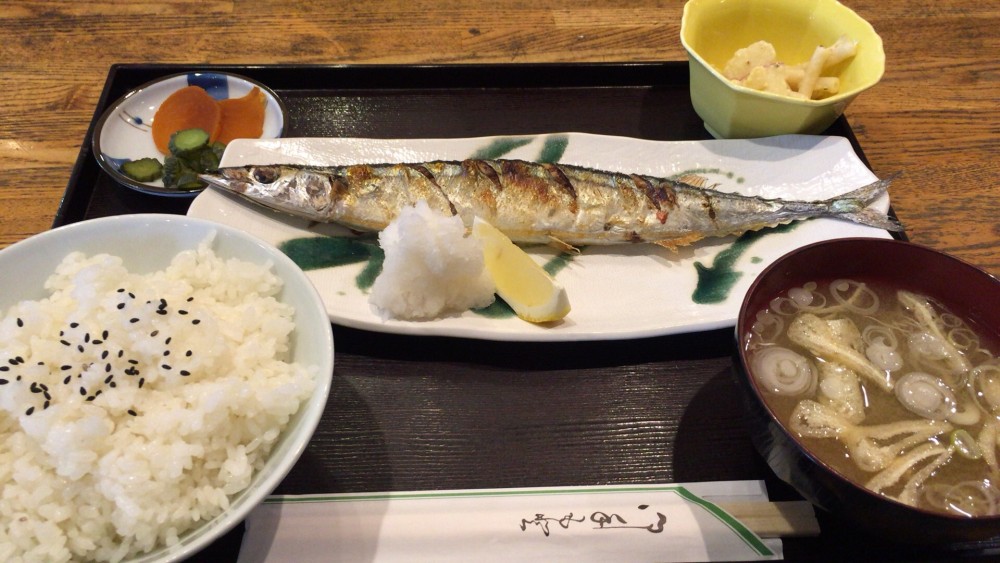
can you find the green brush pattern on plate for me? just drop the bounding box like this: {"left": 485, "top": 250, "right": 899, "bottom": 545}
{"left": 691, "top": 223, "right": 796, "bottom": 304}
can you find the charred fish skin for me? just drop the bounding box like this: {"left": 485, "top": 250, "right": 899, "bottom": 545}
{"left": 200, "top": 159, "right": 902, "bottom": 248}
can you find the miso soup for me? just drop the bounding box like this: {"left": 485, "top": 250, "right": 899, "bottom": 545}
{"left": 743, "top": 278, "right": 1000, "bottom": 517}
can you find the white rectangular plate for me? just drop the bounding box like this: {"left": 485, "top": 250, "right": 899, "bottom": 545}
{"left": 186, "top": 133, "right": 893, "bottom": 341}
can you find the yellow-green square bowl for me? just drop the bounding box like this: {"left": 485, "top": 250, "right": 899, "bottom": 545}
{"left": 680, "top": 0, "right": 884, "bottom": 139}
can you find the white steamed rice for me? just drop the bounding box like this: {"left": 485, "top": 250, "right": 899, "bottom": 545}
{"left": 0, "top": 235, "right": 316, "bottom": 562}
{"left": 369, "top": 200, "right": 495, "bottom": 320}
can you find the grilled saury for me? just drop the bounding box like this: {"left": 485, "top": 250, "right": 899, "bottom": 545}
{"left": 200, "top": 159, "right": 902, "bottom": 249}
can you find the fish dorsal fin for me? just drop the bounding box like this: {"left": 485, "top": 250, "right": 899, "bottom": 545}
{"left": 674, "top": 174, "right": 713, "bottom": 188}
{"left": 651, "top": 233, "right": 707, "bottom": 251}
{"left": 546, "top": 235, "right": 580, "bottom": 254}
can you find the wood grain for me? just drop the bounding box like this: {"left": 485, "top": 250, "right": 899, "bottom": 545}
{"left": 1, "top": 4, "right": 997, "bottom": 559}
{"left": 1, "top": 0, "right": 997, "bottom": 274}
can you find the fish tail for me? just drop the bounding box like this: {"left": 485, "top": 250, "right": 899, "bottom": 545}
{"left": 821, "top": 174, "right": 904, "bottom": 232}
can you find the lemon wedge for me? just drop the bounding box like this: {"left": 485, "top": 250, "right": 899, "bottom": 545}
{"left": 472, "top": 217, "right": 570, "bottom": 323}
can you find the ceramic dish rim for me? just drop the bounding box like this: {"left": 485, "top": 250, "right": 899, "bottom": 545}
{"left": 91, "top": 71, "right": 287, "bottom": 198}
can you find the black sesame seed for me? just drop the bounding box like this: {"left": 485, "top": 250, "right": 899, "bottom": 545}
{"left": 92, "top": 340, "right": 103, "bottom": 345}
{"left": 30, "top": 382, "right": 42, "bottom": 393}
{"left": 70, "top": 322, "right": 79, "bottom": 328}
{"left": 105, "top": 363, "right": 112, "bottom": 373}
{"left": 101, "top": 351, "right": 109, "bottom": 360}
{"left": 7, "top": 359, "right": 16, "bottom": 366}
{"left": 110, "top": 382, "right": 117, "bottom": 388}
{"left": 138, "top": 378, "right": 145, "bottom": 388}
{"left": 43, "top": 400, "right": 50, "bottom": 409}
{"left": 117, "top": 288, "right": 125, "bottom": 293}
{"left": 117, "top": 303, "right": 126, "bottom": 310}
{"left": 79, "top": 387, "right": 87, "bottom": 396}
{"left": 117, "top": 350, "right": 124, "bottom": 358}
{"left": 16, "top": 318, "right": 23, "bottom": 327}
{"left": 77, "top": 345, "right": 85, "bottom": 353}
{"left": 178, "top": 310, "right": 189, "bottom": 315}
{"left": 25, "top": 406, "right": 34, "bottom": 416}
{"left": 105, "top": 375, "right": 113, "bottom": 384}
{"left": 150, "top": 330, "right": 159, "bottom": 337}
{"left": 16, "top": 376, "right": 21, "bottom": 381}
{"left": 162, "top": 364, "right": 172, "bottom": 370}
{"left": 165, "top": 337, "right": 172, "bottom": 345}
{"left": 60, "top": 340, "right": 71, "bottom": 346}
{"left": 43, "top": 392, "right": 51, "bottom": 400}
{"left": 186, "top": 297, "right": 194, "bottom": 302}
{"left": 86, "top": 396, "right": 95, "bottom": 402}
{"left": 185, "top": 350, "right": 193, "bottom": 357}
{"left": 156, "top": 310, "right": 167, "bottom": 316}
{"left": 163, "top": 350, "right": 170, "bottom": 357}
{"left": 84, "top": 333, "right": 90, "bottom": 343}
{"left": 192, "top": 319, "right": 201, "bottom": 325}
{"left": 94, "top": 390, "right": 102, "bottom": 397}
{"left": 63, "top": 376, "right": 71, "bottom": 384}
{"left": 128, "top": 292, "right": 135, "bottom": 299}
{"left": 180, "top": 370, "right": 191, "bottom": 376}
{"left": 0, "top": 366, "right": 7, "bottom": 372}
{"left": 128, "top": 409, "right": 137, "bottom": 416}
{"left": 0, "top": 379, "right": 8, "bottom": 385}
{"left": 39, "top": 383, "right": 48, "bottom": 391}
{"left": 102, "top": 330, "right": 109, "bottom": 340}
{"left": 130, "top": 318, "right": 140, "bottom": 324}
{"left": 128, "top": 359, "right": 139, "bottom": 365}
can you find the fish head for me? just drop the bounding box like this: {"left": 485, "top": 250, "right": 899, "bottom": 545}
{"left": 200, "top": 165, "right": 342, "bottom": 220}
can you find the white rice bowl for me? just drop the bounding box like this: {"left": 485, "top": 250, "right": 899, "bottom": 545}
{"left": 0, "top": 215, "right": 333, "bottom": 562}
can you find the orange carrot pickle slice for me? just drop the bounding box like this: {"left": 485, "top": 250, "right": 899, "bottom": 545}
{"left": 215, "top": 87, "right": 267, "bottom": 145}
{"left": 151, "top": 86, "right": 222, "bottom": 154}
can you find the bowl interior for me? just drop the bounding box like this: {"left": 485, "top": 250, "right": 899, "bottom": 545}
{"left": 682, "top": 0, "right": 885, "bottom": 102}
{"left": 739, "top": 238, "right": 1000, "bottom": 346}
{"left": 93, "top": 72, "right": 286, "bottom": 197}
{"left": 736, "top": 237, "right": 1000, "bottom": 539}
{"left": 0, "top": 215, "right": 333, "bottom": 562}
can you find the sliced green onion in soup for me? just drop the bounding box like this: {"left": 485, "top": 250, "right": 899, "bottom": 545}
{"left": 951, "top": 429, "right": 984, "bottom": 460}
{"left": 750, "top": 346, "right": 817, "bottom": 397}
{"left": 895, "top": 372, "right": 958, "bottom": 421}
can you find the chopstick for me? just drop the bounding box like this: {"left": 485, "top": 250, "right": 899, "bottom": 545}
{"left": 716, "top": 500, "right": 821, "bottom": 538}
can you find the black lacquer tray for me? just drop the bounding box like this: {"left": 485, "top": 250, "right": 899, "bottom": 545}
{"left": 56, "top": 63, "right": 973, "bottom": 562}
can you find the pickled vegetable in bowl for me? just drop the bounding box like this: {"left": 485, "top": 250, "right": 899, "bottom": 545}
{"left": 681, "top": 0, "right": 885, "bottom": 138}
{"left": 721, "top": 36, "right": 860, "bottom": 101}
{"left": 93, "top": 72, "right": 286, "bottom": 197}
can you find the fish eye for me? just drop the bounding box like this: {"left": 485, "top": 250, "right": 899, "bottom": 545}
{"left": 252, "top": 167, "right": 280, "bottom": 184}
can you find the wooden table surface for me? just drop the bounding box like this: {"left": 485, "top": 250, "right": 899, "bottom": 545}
{"left": 2, "top": 2, "right": 1000, "bottom": 561}
{"left": 1, "top": 0, "right": 998, "bottom": 275}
